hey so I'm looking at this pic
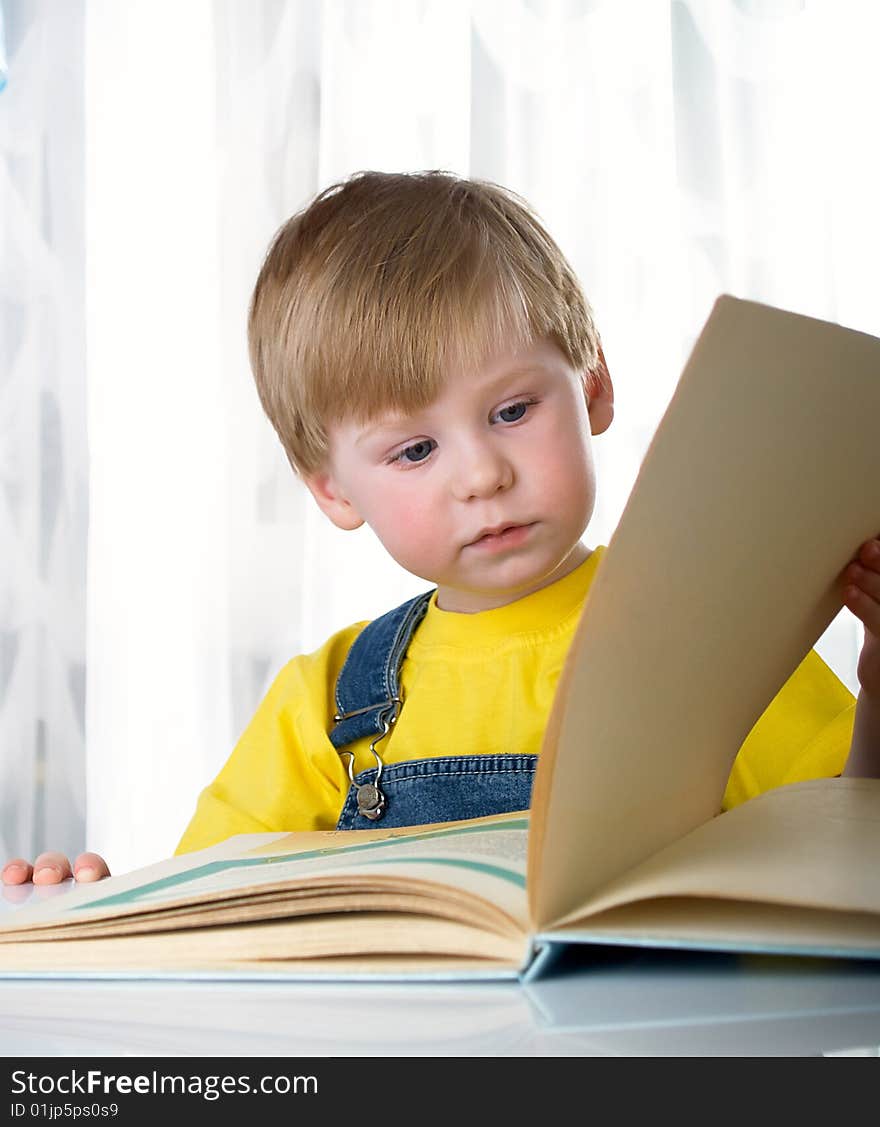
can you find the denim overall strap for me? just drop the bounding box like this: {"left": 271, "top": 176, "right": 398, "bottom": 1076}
{"left": 329, "top": 589, "right": 435, "bottom": 751}
{"left": 329, "top": 590, "right": 538, "bottom": 830}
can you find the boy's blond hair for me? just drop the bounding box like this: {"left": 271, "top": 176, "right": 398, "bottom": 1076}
{"left": 248, "top": 169, "right": 603, "bottom": 476}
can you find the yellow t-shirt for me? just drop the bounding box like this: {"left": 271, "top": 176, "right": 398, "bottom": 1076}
{"left": 174, "top": 546, "right": 856, "bottom": 854}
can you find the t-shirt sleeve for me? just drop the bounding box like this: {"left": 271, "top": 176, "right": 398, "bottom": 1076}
{"left": 722, "top": 647, "right": 856, "bottom": 810}
{"left": 174, "top": 625, "right": 366, "bottom": 854}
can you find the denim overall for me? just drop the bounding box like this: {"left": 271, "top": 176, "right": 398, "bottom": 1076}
{"left": 330, "top": 590, "right": 538, "bottom": 830}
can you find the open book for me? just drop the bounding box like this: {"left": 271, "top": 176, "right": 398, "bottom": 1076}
{"left": 2, "top": 295, "right": 880, "bottom": 982}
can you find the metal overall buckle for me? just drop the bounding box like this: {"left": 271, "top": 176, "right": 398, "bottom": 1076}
{"left": 334, "top": 698, "right": 401, "bottom": 821}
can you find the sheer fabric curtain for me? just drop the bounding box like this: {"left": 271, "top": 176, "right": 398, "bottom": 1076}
{"left": 2, "top": 0, "right": 873, "bottom": 872}
{"left": 0, "top": 1, "right": 87, "bottom": 864}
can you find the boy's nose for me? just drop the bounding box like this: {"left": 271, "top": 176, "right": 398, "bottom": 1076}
{"left": 450, "top": 440, "right": 514, "bottom": 501}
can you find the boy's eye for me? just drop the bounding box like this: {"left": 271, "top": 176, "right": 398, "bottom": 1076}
{"left": 392, "top": 439, "right": 436, "bottom": 465}
{"left": 494, "top": 399, "right": 537, "bottom": 424}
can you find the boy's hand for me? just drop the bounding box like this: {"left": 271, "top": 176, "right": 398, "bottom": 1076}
{"left": 843, "top": 536, "right": 880, "bottom": 700}
{"left": 842, "top": 537, "right": 880, "bottom": 779}
{"left": 1, "top": 852, "right": 110, "bottom": 886}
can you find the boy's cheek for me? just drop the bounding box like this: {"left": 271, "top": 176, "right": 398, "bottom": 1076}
{"left": 372, "top": 505, "right": 447, "bottom": 563}
{"left": 403, "top": 520, "right": 447, "bottom": 561}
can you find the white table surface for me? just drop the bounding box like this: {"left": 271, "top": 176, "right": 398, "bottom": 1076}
{"left": 3, "top": 881, "right": 879, "bottom": 1057}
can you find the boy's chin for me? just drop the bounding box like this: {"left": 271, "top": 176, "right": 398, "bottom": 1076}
{"left": 435, "top": 561, "right": 584, "bottom": 613}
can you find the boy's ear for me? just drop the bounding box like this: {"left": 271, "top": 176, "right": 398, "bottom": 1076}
{"left": 586, "top": 344, "right": 614, "bottom": 435}
{"left": 302, "top": 470, "right": 365, "bottom": 531}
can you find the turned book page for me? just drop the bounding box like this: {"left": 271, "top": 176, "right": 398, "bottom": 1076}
{"left": 529, "top": 295, "right": 880, "bottom": 931}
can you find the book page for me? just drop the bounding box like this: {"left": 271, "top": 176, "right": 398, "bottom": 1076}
{"left": 554, "top": 777, "right": 880, "bottom": 925}
{"left": 0, "top": 813, "right": 530, "bottom": 948}
{"left": 530, "top": 296, "right": 880, "bottom": 929}
{"left": 0, "top": 914, "right": 527, "bottom": 976}
{"left": 542, "top": 902, "right": 880, "bottom": 962}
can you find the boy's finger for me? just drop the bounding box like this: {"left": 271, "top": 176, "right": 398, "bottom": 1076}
{"left": 32, "top": 851, "right": 74, "bottom": 886}
{"left": 845, "top": 583, "right": 880, "bottom": 637}
{"left": 1, "top": 859, "right": 34, "bottom": 886}
{"left": 847, "top": 562, "right": 880, "bottom": 602}
{"left": 73, "top": 853, "right": 111, "bottom": 882}
{"left": 859, "top": 538, "right": 880, "bottom": 571}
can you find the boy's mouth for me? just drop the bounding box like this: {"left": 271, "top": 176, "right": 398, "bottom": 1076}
{"left": 467, "top": 522, "right": 535, "bottom": 550}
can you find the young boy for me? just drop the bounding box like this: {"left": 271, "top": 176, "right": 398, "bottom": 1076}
{"left": 5, "top": 170, "right": 880, "bottom": 885}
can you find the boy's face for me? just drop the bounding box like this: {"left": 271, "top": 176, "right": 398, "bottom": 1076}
{"left": 304, "top": 337, "right": 613, "bottom": 613}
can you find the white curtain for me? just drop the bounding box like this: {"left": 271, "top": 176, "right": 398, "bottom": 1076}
{"left": 1, "top": 0, "right": 873, "bottom": 872}
{"left": 0, "top": 0, "right": 87, "bottom": 865}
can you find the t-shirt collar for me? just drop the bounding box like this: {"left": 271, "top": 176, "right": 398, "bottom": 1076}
{"left": 414, "top": 546, "right": 605, "bottom": 648}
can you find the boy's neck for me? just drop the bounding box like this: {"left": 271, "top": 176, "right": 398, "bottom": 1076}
{"left": 435, "top": 542, "right": 593, "bottom": 614}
